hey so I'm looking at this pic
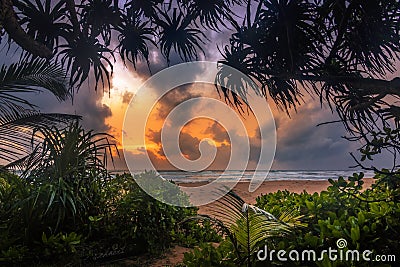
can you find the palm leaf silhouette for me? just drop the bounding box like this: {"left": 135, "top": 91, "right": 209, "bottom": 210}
{"left": 156, "top": 8, "right": 206, "bottom": 64}
{"left": 0, "top": 59, "right": 78, "bottom": 165}
{"left": 116, "top": 13, "right": 156, "bottom": 71}
{"left": 14, "top": 122, "right": 117, "bottom": 230}
{"left": 125, "top": 0, "right": 164, "bottom": 19}
{"left": 179, "top": 0, "right": 241, "bottom": 31}
{"left": 0, "top": 59, "right": 71, "bottom": 104}
{"left": 58, "top": 34, "right": 114, "bottom": 90}
{"left": 79, "top": 0, "right": 121, "bottom": 45}
{"left": 15, "top": 0, "right": 71, "bottom": 51}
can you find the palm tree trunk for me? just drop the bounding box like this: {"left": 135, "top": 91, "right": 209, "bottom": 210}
{"left": 0, "top": 0, "right": 52, "bottom": 58}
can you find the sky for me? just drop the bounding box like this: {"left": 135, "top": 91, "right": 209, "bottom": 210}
{"left": 0, "top": 12, "right": 395, "bottom": 172}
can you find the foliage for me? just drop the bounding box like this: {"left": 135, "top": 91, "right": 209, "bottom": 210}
{"left": 94, "top": 172, "right": 197, "bottom": 256}
{"left": 0, "top": 59, "right": 78, "bottom": 164}
{"left": 348, "top": 127, "right": 400, "bottom": 192}
{"left": 12, "top": 122, "right": 117, "bottom": 233}
{"left": 8, "top": 0, "right": 400, "bottom": 141}
{"left": 15, "top": 0, "right": 71, "bottom": 50}
{"left": 2, "top": 0, "right": 400, "bottom": 170}
{"left": 156, "top": 8, "right": 207, "bottom": 64}
{"left": 182, "top": 173, "right": 400, "bottom": 267}
{"left": 177, "top": 219, "right": 222, "bottom": 248}
{"left": 253, "top": 173, "right": 400, "bottom": 267}
{"left": 185, "top": 190, "right": 304, "bottom": 267}
{"left": 4, "top": 0, "right": 242, "bottom": 89}
{"left": 182, "top": 241, "right": 236, "bottom": 267}
{"left": 41, "top": 232, "right": 81, "bottom": 257}
{"left": 0, "top": 169, "right": 218, "bottom": 265}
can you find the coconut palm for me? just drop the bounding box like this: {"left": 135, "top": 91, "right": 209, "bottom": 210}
{"left": 0, "top": 59, "right": 78, "bottom": 165}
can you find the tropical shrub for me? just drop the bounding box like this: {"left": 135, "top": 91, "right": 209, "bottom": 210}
{"left": 0, "top": 167, "right": 220, "bottom": 265}
{"left": 0, "top": 172, "right": 31, "bottom": 263}
{"left": 182, "top": 241, "right": 236, "bottom": 267}
{"left": 254, "top": 173, "right": 400, "bottom": 267}
{"left": 91, "top": 172, "right": 198, "bottom": 256}
{"left": 183, "top": 173, "right": 400, "bottom": 267}
{"left": 183, "top": 190, "right": 305, "bottom": 267}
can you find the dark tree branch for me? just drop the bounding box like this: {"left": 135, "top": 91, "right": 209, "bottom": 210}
{"left": 0, "top": 0, "right": 52, "bottom": 58}
{"left": 274, "top": 73, "right": 400, "bottom": 96}
{"left": 65, "top": 0, "right": 80, "bottom": 36}
{"left": 325, "top": 0, "right": 357, "bottom": 63}
{"left": 348, "top": 93, "right": 386, "bottom": 112}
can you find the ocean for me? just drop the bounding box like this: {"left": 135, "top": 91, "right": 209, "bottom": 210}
{"left": 111, "top": 170, "right": 375, "bottom": 183}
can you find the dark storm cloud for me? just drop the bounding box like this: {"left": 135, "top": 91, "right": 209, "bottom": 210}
{"left": 147, "top": 129, "right": 161, "bottom": 145}
{"left": 119, "top": 44, "right": 205, "bottom": 81}
{"left": 146, "top": 128, "right": 201, "bottom": 160}
{"left": 20, "top": 76, "right": 112, "bottom": 132}
{"left": 145, "top": 126, "right": 232, "bottom": 169}
{"left": 123, "top": 147, "right": 176, "bottom": 171}
{"left": 155, "top": 84, "right": 203, "bottom": 121}
{"left": 178, "top": 132, "right": 201, "bottom": 160}
{"left": 272, "top": 101, "right": 357, "bottom": 170}
{"left": 248, "top": 128, "right": 262, "bottom": 164}
{"left": 204, "top": 121, "right": 229, "bottom": 143}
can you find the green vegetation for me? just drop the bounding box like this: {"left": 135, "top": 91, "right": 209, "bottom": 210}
{"left": 183, "top": 190, "right": 305, "bottom": 267}
{"left": 0, "top": 120, "right": 218, "bottom": 265}
{"left": 0, "top": 168, "right": 221, "bottom": 265}
{"left": 182, "top": 173, "right": 400, "bottom": 267}
{"left": 1, "top": 0, "right": 400, "bottom": 266}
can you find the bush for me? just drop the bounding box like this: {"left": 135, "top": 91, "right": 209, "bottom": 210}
{"left": 91, "top": 172, "right": 198, "bottom": 256}
{"left": 0, "top": 170, "right": 217, "bottom": 265}
{"left": 183, "top": 173, "right": 400, "bottom": 267}
{"left": 254, "top": 173, "right": 400, "bottom": 266}
{"left": 183, "top": 241, "right": 236, "bottom": 267}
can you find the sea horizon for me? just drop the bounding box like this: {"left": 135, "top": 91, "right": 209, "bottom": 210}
{"left": 109, "top": 169, "right": 375, "bottom": 183}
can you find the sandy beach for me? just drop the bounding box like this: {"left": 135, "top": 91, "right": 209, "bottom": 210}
{"left": 150, "top": 178, "right": 375, "bottom": 266}
{"left": 179, "top": 178, "right": 375, "bottom": 214}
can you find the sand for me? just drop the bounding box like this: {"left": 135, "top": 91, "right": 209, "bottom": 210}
{"left": 147, "top": 179, "right": 375, "bottom": 266}
{"left": 132, "top": 178, "right": 376, "bottom": 267}
{"left": 179, "top": 178, "right": 375, "bottom": 214}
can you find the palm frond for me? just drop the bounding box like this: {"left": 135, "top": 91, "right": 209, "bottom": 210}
{"left": 15, "top": 0, "right": 71, "bottom": 51}
{"left": 156, "top": 8, "right": 207, "bottom": 64}
{"left": 0, "top": 111, "right": 80, "bottom": 163}
{"left": 0, "top": 59, "right": 71, "bottom": 106}
{"left": 179, "top": 0, "right": 239, "bottom": 31}
{"left": 124, "top": 0, "right": 164, "bottom": 19}
{"left": 23, "top": 121, "right": 118, "bottom": 181}
{"left": 58, "top": 34, "right": 114, "bottom": 91}
{"left": 186, "top": 190, "right": 305, "bottom": 266}
{"left": 116, "top": 14, "right": 156, "bottom": 71}
{"left": 78, "top": 0, "right": 121, "bottom": 45}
